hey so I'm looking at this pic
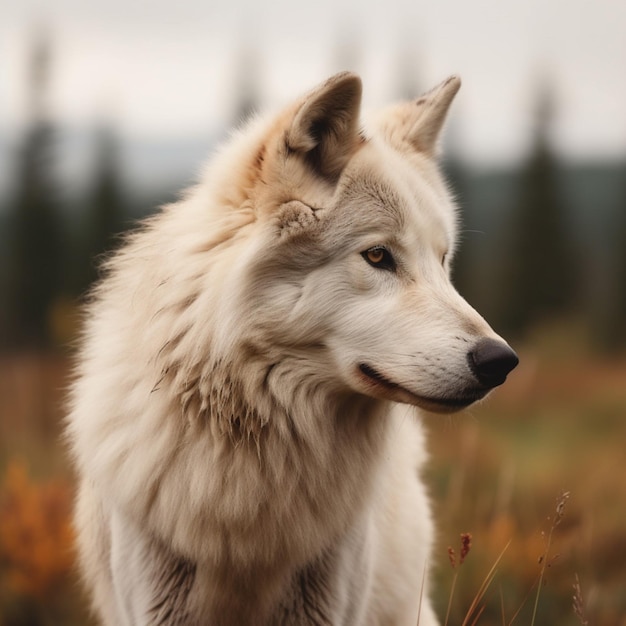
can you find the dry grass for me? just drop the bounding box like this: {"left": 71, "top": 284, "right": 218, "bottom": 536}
{"left": 0, "top": 339, "right": 625, "bottom": 624}
{"left": 572, "top": 574, "right": 589, "bottom": 626}
{"left": 428, "top": 336, "right": 626, "bottom": 625}
{"left": 0, "top": 353, "right": 94, "bottom": 625}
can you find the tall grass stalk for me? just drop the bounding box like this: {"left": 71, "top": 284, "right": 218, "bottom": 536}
{"left": 444, "top": 533, "right": 472, "bottom": 626}
{"left": 499, "top": 584, "right": 506, "bottom": 625}
{"left": 416, "top": 564, "right": 427, "bottom": 625}
{"left": 444, "top": 569, "right": 459, "bottom": 626}
{"left": 572, "top": 574, "right": 589, "bottom": 625}
{"left": 529, "top": 490, "right": 570, "bottom": 626}
{"left": 461, "top": 540, "right": 511, "bottom": 626}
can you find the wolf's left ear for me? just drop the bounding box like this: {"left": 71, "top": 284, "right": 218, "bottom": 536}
{"left": 378, "top": 75, "right": 461, "bottom": 157}
{"left": 285, "top": 72, "right": 363, "bottom": 180}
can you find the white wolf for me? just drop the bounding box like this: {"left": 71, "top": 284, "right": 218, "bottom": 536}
{"left": 67, "top": 73, "right": 518, "bottom": 625}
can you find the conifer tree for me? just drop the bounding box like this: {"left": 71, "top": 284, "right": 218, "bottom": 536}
{"left": 6, "top": 32, "right": 63, "bottom": 348}
{"left": 615, "top": 180, "right": 626, "bottom": 347}
{"left": 496, "top": 81, "right": 580, "bottom": 337}
{"left": 230, "top": 42, "right": 261, "bottom": 128}
{"left": 597, "top": 162, "right": 626, "bottom": 351}
{"left": 79, "top": 123, "right": 125, "bottom": 291}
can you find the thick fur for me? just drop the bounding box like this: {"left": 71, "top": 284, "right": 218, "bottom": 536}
{"left": 67, "top": 73, "right": 515, "bottom": 625}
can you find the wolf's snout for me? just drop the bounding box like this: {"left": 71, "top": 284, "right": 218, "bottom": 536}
{"left": 468, "top": 338, "right": 519, "bottom": 388}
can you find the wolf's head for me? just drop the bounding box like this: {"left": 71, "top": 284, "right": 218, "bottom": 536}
{"left": 211, "top": 73, "right": 518, "bottom": 414}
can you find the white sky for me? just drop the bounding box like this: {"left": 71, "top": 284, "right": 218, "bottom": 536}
{"left": 3, "top": 0, "right": 626, "bottom": 165}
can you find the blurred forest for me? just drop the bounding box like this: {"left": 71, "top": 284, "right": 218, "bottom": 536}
{"left": 0, "top": 33, "right": 625, "bottom": 625}
{"left": 2, "top": 37, "right": 626, "bottom": 354}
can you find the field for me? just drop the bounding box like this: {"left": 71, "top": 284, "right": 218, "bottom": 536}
{"left": 427, "top": 332, "right": 626, "bottom": 625}
{"left": 1, "top": 331, "right": 625, "bottom": 625}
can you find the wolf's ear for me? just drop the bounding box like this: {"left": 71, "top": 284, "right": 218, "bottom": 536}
{"left": 285, "top": 72, "right": 363, "bottom": 180}
{"left": 410, "top": 75, "right": 461, "bottom": 154}
{"left": 379, "top": 75, "right": 461, "bottom": 157}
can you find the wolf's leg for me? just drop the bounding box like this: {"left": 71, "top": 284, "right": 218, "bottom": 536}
{"left": 74, "top": 480, "right": 124, "bottom": 626}
{"left": 109, "top": 510, "right": 196, "bottom": 626}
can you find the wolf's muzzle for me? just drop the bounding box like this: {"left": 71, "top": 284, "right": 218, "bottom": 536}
{"left": 468, "top": 338, "right": 519, "bottom": 388}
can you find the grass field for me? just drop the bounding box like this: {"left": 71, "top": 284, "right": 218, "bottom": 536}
{"left": 427, "top": 333, "right": 626, "bottom": 625}
{"left": 1, "top": 332, "right": 624, "bottom": 625}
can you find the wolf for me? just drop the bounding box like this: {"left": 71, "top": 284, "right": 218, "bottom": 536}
{"left": 67, "top": 72, "right": 518, "bottom": 625}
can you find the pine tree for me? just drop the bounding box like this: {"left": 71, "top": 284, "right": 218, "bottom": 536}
{"left": 597, "top": 160, "right": 626, "bottom": 352}
{"left": 79, "top": 123, "right": 125, "bottom": 291}
{"left": 230, "top": 43, "right": 262, "bottom": 128}
{"left": 390, "top": 36, "right": 422, "bottom": 102}
{"left": 496, "top": 81, "right": 580, "bottom": 337}
{"left": 615, "top": 173, "right": 626, "bottom": 348}
{"left": 5, "top": 32, "right": 64, "bottom": 348}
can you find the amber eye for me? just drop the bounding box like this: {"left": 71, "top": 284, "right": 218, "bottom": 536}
{"left": 361, "top": 246, "right": 396, "bottom": 271}
{"left": 367, "top": 248, "right": 384, "bottom": 264}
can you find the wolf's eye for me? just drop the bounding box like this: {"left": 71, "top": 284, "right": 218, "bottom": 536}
{"left": 362, "top": 246, "right": 396, "bottom": 271}
{"left": 441, "top": 252, "right": 448, "bottom": 266}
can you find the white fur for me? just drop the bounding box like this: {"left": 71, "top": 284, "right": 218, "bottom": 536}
{"left": 67, "top": 73, "right": 514, "bottom": 625}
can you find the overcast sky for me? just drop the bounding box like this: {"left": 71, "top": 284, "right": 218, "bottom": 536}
{"left": 3, "top": 0, "right": 626, "bottom": 166}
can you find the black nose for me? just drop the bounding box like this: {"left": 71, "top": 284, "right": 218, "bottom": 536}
{"left": 468, "top": 338, "right": 519, "bottom": 388}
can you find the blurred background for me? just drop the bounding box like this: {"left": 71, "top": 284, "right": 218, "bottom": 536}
{"left": 1, "top": 0, "right": 625, "bottom": 624}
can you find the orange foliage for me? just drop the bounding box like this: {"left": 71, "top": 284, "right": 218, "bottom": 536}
{"left": 0, "top": 460, "right": 75, "bottom": 599}
{"left": 484, "top": 512, "right": 546, "bottom": 583}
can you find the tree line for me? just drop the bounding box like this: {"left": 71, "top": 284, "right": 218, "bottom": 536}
{"left": 448, "top": 88, "right": 626, "bottom": 353}
{"left": 1, "top": 34, "right": 625, "bottom": 353}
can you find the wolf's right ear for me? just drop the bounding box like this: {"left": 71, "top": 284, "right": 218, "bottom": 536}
{"left": 285, "top": 72, "right": 363, "bottom": 180}
{"left": 374, "top": 75, "right": 461, "bottom": 158}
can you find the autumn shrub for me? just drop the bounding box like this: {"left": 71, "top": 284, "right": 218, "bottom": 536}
{"left": 0, "top": 459, "right": 74, "bottom": 600}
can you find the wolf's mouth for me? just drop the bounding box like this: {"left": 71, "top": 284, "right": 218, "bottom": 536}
{"left": 358, "top": 363, "right": 400, "bottom": 389}
{"left": 357, "top": 363, "right": 487, "bottom": 413}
